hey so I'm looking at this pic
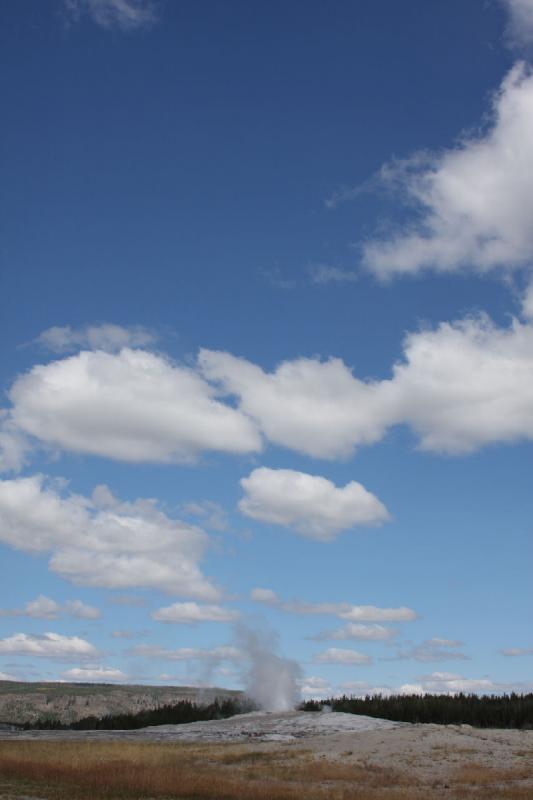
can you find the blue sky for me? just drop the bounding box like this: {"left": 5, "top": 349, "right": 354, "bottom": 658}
{"left": 0, "top": 0, "right": 532, "bottom": 700}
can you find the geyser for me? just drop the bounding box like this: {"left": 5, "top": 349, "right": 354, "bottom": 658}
{"left": 236, "top": 624, "right": 302, "bottom": 712}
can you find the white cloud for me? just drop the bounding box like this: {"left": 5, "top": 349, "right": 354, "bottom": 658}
{"left": 4, "top": 312, "right": 533, "bottom": 470}
{"left": 37, "top": 324, "right": 156, "bottom": 353}
{"left": 61, "top": 666, "right": 128, "bottom": 682}
{"left": 341, "top": 673, "right": 531, "bottom": 697}
{"left": 5, "top": 348, "right": 260, "bottom": 465}
{"left": 299, "top": 675, "right": 333, "bottom": 699}
{"left": 363, "top": 64, "right": 533, "bottom": 278}
{"left": 309, "top": 265, "right": 358, "bottom": 284}
{"left": 0, "top": 475, "right": 219, "bottom": 599}
{"left": 239, "top": 468, "right": 390, "bottom": 541}
{"left": 337, "top": 606, "right": 416, "bottom": 622}
{"left": 130, "top": 644, "right": 242, "bottom": 662}
{"left": 0, "top": 595, "right": 101, "bottom": 621}
{"left": 250, "top": 589, "right": 417, "bottom": 622}
{"left": 0, "top": 671, "right": 17, "bottom": 681}
{"left": 311, "top": 623, "right": 396, "bottom": 641}
{"left": 199, "top": 350, "right": 392, "bottom": 460}
{"left": 314, "top": 648, "right": 372, "bottom": 665}
{"left": 201, "top": 312, "right": 533, "bottom": 458}
{"left": 0, "top": 633, "right": 98, "bottom": 659}
{"left": 20, "top": 595, "right": 61, "bottom": 620}
{"left": 250, "top": 588, "right": 279, "bottom": 605}
{"left": 503, "top": 0, "right": 533, "bottom": 48}
{"left": 64, "top": 0, "right": 158, "bottom": 30}
{"left": 151, "top": 602, "right": 240, "bottom": 624}
{"left": 410, "top": 672, "right": 496, "bottom": 694}
{"left": 390, "top": 315, "right": 533, "bottom": 453}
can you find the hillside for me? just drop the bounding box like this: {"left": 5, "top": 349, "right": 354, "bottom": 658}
{"left": 0, "top": 681, "right": 242, "bottom": 726}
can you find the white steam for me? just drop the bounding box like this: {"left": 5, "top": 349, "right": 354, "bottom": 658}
{"left": 236, "top": 624, "right": 302, "bottom": 711}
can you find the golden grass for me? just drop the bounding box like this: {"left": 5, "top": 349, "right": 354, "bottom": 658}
{"left": 0, "top": 740, "right": 532, "bottom": 800}
{"left": 453, "top": 761, "right": 533, "bottom": 784}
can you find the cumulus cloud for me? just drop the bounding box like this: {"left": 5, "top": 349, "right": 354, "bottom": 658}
{"left": 311, "top": 623, "right": 397, "bottom": 641}
{"left": 0, "top": 595, "right": 101, "bottom": 621}
{"left": 151, "top": 602, "right": 240, "bottom": 624}
{"left": 64, "top": 0, "right": 158, "bottom": 30}
{"left": 200, "top": 313, "right": 533, "bottom": 458}
{"left": 314, "top": 648, "right": 372, "bottom": 665}
{"left": 239, "top": 468, "right": 390, "bottom": 541}
{"left": 362, "top": 64, "right": 533, "bottom": 278}
{"left": 0, "top": 633, "right": 98, "bottom": 659}
{"left": 199, "top": 350, "right": 392, "bottom": 460}
{"left": 250, "top": 589, "right": 417, "bottom": 622}
{"left": 4, "top": 348, "right": 260, "bottom": 465}
{"left": 36, "top": 324, "right": 156, "bottom": 354}
{"left": 61, "top": 666, "right": 128, "bottom": 681}
{"left": 4, "top": 312, "right": 533, "bottom": 470}
{"left": 389, "top": 315, "right": 533, "bottom": 453}
{"left": 130, "top": 644, "right": 242, "bottom": 662}
{"left": 0, "top": 475, "right": 219, "bottom": 599}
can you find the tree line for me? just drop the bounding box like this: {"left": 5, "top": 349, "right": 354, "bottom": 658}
{"left": 24, "top": 697, "right": 246, "bottom": 730}
{"left": 300, "top": 692, "right": 533, "bottom": 728}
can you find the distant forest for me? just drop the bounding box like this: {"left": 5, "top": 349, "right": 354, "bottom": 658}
{"left": 301, "top": 692, "right": 533, "bottom": 728}
{"left": 24, "top": 697, "right": 247, "bottom": 730}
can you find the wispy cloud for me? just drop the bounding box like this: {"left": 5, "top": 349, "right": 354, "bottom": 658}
{"left": 129, "top": 644, "right": 242, "bottom": 662}
{"left": 500, "top": 646, "right": 533, "bottom": 656}
{"left": 151, "top": 602, "right": 240, "bottom": 624}
{"left": 310, "top": 622, "right": 397, "bottom": 641}
{"left": 388, "top": 638, "right": 468, "bottom": 663}
{"left": 36, "top": 324, "right": 157, "bottom": 354}
{"left": 182, "top": 501, "right": 229, "bottom": 532}
{"left": 250, "top": 589, "right": 416, "bottom": 622}
{"left": 314, "top": 648, "right": 372, "bottom": 665}
{"left": 308, "top": 265, "right": 358, "bottom": 285}
{"left": 64, "top": 0, "right": 159, "bottom": 31}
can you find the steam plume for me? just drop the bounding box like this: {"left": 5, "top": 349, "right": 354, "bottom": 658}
{"left": 236, "top": 624, "right": 302, "bottom": 711}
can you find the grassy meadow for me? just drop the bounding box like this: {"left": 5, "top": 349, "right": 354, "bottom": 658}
{"left": 0, "top": 739, "right": 532, "bottom": 800}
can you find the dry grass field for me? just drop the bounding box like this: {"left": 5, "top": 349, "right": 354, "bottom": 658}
{"left": 0, "top": 737, "right": 532, "bottom": 800}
